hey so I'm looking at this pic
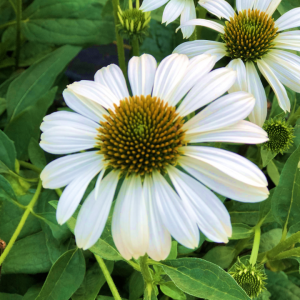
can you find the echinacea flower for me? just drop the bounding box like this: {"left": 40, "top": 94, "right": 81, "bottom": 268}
{"left": 174, "top": 0, "right": 300, "bottom": 127}
{"left": 140, "top": 0, "right": 197, "bottom": 38}
{"left": 40, "top": 53, "right": 269, "bottom": 261}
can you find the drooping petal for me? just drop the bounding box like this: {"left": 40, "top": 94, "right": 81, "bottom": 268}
{"left": 184, "top": 91, "right": 255, "bottom": 134}
{"left": 40, "top": 151, "right": 103, "bottom": 189}
{"left": 227, "top": 59, "right": 247, "bottom": 93}
{"left": 236, "top": 0, "right": 255, "bottom": 12}
{"left": 168, "top": 165, "right": 232, "bottom": 243}
{"left": 162, "top": 0, "right": 185, "bottom": 25}
{"left": 94, "top": 64, "right": 129, "bottom": 100}
{"left": 67, "top": 80, "right": 119, "bottom": 110}
{"left": 173, "top": 40, "right": 227, "bottom": 60}
{"left": 152, "top": 53, "right": 189, "bottom": 102}
{"left": 112, "top": 176, "right": 149, "bottom": 260}
{"left": 128, "top": 54, "right": 157, "bottom": 97}
{"left": 182, "top": 146, "right": 268, "bottom": 187}
{"left": 257, "top": 58, "right": 290, "bottom": 112}
{"left": 180, "top": 0, "right": 197, "bottom": 39}
{"left": 56, "top": 162, "right": 103, "bottom": 225}
{"left": 166, "top": 54, "right": 217, "bottom": 106}
{"left": 179, "top": 156, "right": 269, "bottom": 202}
{"left": 274, "top": 31, "right": 300, "bottom": 52}
{"left": 275, "top": 8, "right": 300, "bottom": 32}
{"left": 185, "top": 120, "right": 268, "bottom": 144}
{"left": 63, "top": 89, "right": 107, "bottom": 123}
{"left": 144, "top": 176, "right": 172, "bottom": 261}
{"left": 177, "top": 67, "right": 237, "bottom": 116}
{"left": 152, "top": 171, "right": 199, "bottom": 249}
{"left": 199, "top": 0, "right": 235, "bottom": 20}
{"left": 140, "top": 0, "right": 169, "bottom": 12}
{"left": 246, "top": 61, "right": 267, "bottom": 127}
{"left": 75, "top": 171, "right": 120, "bottom": 250}
{"left": 177, "top": 19, "right": 225, "bottom": 34}
{"left": 265, "top": 0, "right": 281, "bottom": 16}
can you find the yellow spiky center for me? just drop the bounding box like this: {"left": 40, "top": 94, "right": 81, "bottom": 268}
{"left": 96, "top": 95, "right": 185, "bottom": 176}
{"left": 223, "top": 9, "right": 278, "bottom": 62}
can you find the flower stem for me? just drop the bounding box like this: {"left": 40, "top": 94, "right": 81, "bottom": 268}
{"left": 139, "top": 254, "right": 154, "bottom": 297}
{"left": 95, "top": 255, "right": 122, "bottom": 300}
{"left": 112, "top": 0, "right": 126, "bottom": 76}
{"left": 131, "top": 37, "right": 139, "bottom": 57}
{"left": 249, "top": 226, "right": 261, "bottom": 266}
{"left": 15, "top": 0, "right": 22, "bottom": 69}
{"left": 0, "top": 180, "right": 42, "bottom": 266}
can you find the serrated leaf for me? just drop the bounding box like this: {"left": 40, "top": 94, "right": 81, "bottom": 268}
{"left": 0, "top": 130, "right": 16, "bottom": 171}
{"left": 161, "top": 258, "right": 250, "bottom": 300}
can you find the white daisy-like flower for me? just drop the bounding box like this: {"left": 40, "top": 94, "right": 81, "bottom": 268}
{"left": 140, "top": 0, "right": 197, "bottom": 38}
{"left": 174, "top": 0, "right": 300, "bottom": 127}
{"left": 40, "top": 53, "right": 269, "bottom": 261}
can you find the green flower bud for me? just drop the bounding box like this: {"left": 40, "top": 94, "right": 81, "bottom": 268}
{"left": 263, "top": 118, "right": 294, "bottom": 154}
{"left": 229, "top": 258, "right": 267, "bottom": 299}
{"left": 117, "top": 0, "right": 151, "bottom": 43}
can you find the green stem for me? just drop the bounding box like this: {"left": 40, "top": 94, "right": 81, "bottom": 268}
{"left": 0, "top": 180, "right": 42, "bottom": 266}
{"left": 0, "top": 20, "right": 17, "bottom": 30}
{"left": 249, "top": 226, "right": 261, "bottom": 265}
{"left": 139, "top": 254, "right": 153, "bottom": 296}
{"left": 95, "top": 255, "right": 122, "bottom": 300}
{"left": 131, "top": 37, "right": 139, "bottom": 57}
{"left": 126, "top": 260, "right": 141, "bottom": 272}
{"left": 15, "top": 0, "right": 22, "bottom": 69}
{"left": 196, "top": 6, "right": 207, "bottom": 40}
{"left": 271, "top": 248, "right": 300, "bottom": 261}
{"left": 112, "top": 0, "right": 126, "bottom": 77}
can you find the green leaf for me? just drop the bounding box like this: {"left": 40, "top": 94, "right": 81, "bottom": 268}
{"left": 28, "top": 138, "right": 47, "bottom": 169}
{"left": 6, "top": 45, "right": 81, "bottom": 123}
{"left": 72, "top": 261, "right": 114, "bottom": 300}
{"left": 129, "top": 271, "right": 144, "bottom": 300}
{"left": 202, "top": 246, "right": 236, "bottom": 269}
{"left": 261, "top": 148, "right": 277, "bottom": 168}
{"left": 5, "top": 87, "right": 57, "bottom": 160}
{"left": 160, "top": 281, "right": 186, "bottom": 300}
{"left": 0, "top": 175, "right": 18, "bottom": 204}
{"left": 226, "top": 202, "right": 260, "bottom": 226}
{"left": 36, "top": 249, "right": 86, "bottom": 300}
{"left": 259, "top": 189, "right": 275, "bottom": 225}
{"left": 272, "top": 145, "right": 300, "bottom": 231}
{"left": 166, "top": 241, "right": 178, "bottom": 260}
{"left": 259, "top": 229, "right": 283, "bottom": 253}
{"left": 0, "top": 97, "right": 6, "bottom": 116}
{"left": 161, "top": 258, "right": 250, "bottom": 300}
{"left": 0, "top": 130, "right": 16, "bottom": 171}
{"left": 277, "top": 0, "right": 300, "bottom": 15}
{"left": 0, "top": 294, "right": 22, "bottom": 300}
{"left": 267, "top": 160, "right": 280, "bottom": 186}
{"left": 21, "top": 0, "right": 115, "bottom": 45}
{"left": 230, "top": 224, "right": 254, "bottom": 240}
{"left": 23, "top": 284, "right": 43, "bottom": 300}
{"left": 2, "top": 231, "right": 52, "bottom": 274}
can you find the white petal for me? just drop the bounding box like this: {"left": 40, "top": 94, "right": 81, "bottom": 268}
{"left": 63, "top": 89, "right": 107, "bottom": 123}
{"left": 128, "top": 54, "right": 157, "bottom": 97}
{"left": 185, "top": 120, "right": 268, "bottom": 144}
{"left": 246, "top": 61, "right": 267, "bottom": 127}
{"left": 173, "top": 40, "right": 227, "bottom": 60}
{"left": 140, "top": 0, "right": 169, "bottom": 12}
{"left": 257, "top": 58, "right": 290, "bottom": 112}
{"left": 167, "top": 54, "right": 217, "bottom": 106}
{"left": 178, "top": 67, "right": 237, "bottom": 116}
{"left": 180, "top": 0, "right": 197, "bottom": 39}
{"left": 56, "top": 162, "right": 103, "bottom": 224}
{"left": 227, "top": 59, "right": 247, "bottom": 93}
{"left": 264, "top": 51, "right": 300, "bottom": 93}
{"left": 94, "top": 169, "right": 105, "bottom": 200}
{"left": 253, "top": 0, "right": 272, "bottom": 12}
{"left": 144, "top": 176, "right": 172, "bottom": 261}
{"left": 184, "top": 91, "right": 255, "bottom": 134}
{"left": 275, "top": 8, "right": 300, "bottom": 31}
{"left": 94, "top": 64, "right": 129, "bottom": 100}
{"left": 152, "top": 171, "right": 199, "bottom": 249}
{"left": 152, "top": 53, "right": 189, "bottom": 102}
{"left": 40, "top": 151, "right": 103, "bottom": 189}
{"left": 177, "top": 19, "right": 225, "bottom": 34}
{"left": 179, "top": 156, "right": 269, "bottom": 202}
{"left": 112, "top": 176, "right": 149, "bottom": 260}
{"left": 168, "top": 165, "right": 232, "bottom": 243}
{"left": 265, "top": 0, "right": 281, "bottom": 16}
{"left": 236, "top": 0, "right": 255, "bottom": 12}
{"left": 199, "top": 0, "right": 235, "bottom": 20}
{"left": 75, "top": 170, "right": 119, "bottom": 250}
{"left": 274, "top": 31, "right": 300, "bottom": 52}
{"left": 67, "top": 80, "right": 119, "bottom": 110}
{"left": 182, "top": 146, "right": 268, "bottom": 187}
{"left": 163, "top": 0, "right": 185, "bottom": 25}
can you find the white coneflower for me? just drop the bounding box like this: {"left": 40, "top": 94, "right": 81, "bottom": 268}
{"left": 40, "top": 52, "right": 269, "bottom": 261}
{"left": 174, "top": 0, "right": 300, "bottom": 127}
{"left": 140, "top": 0, "right": 197, "bottom": 38}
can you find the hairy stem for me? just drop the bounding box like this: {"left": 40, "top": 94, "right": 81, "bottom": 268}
{"left": 139, "top": 254, "right": 154, "bottom": 297}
